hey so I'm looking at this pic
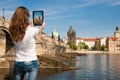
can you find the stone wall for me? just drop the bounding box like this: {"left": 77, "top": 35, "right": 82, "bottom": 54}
{"left": 0, "top": 17, "right": 10, "bottom": 28}
{"left": 35, "top": 33, "right": 67, "bottom": 56}
{"left": 0, "top": 33, "right": 6, "bottom": 61}
{"left": 0, "top": 34, "right": 5, "bottom": 55}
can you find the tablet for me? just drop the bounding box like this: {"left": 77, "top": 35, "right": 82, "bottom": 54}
{"left": 33, "top": 10, "right": 44, "bottom": 26}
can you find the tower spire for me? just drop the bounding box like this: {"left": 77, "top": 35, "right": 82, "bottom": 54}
{"left": 2, "top": 8, "right": 5, "bottom": 19}
{"left": 116, "top": 24, "right": 119, "bottom": 32}
{"left": 2, "top": 8, "right": 5, "bottom": 25}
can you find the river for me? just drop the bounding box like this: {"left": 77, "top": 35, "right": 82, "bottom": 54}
{"left": 1, "top": 54, "right": 120, "bottom": 80}
{"left": 38, "top": 54, "right": 120, "bottom": 80}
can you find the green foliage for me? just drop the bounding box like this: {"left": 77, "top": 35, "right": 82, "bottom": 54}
{"left": 78, "top": 42, "right": 84, "bottom": 49}
{"left": 92, "top": 45, "right": 98, "bottom": 50}
{"left": 84, "top": 45, "right": 89, "bottom": 49}
{"left": 78, "top": 42, "right": 89, "bottom": 50}
{"left": 69, "top": 42, "right": 78, "bottom": 50}
{"left": 101, "top": 45, "right": 106, "bottom": 51}
{"left": 73, "top": 45, "right": 78, "bottom": 50}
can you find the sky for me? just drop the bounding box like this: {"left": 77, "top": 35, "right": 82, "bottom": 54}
{"left": 0, "top": 0, "right": 120, "bottom": 38}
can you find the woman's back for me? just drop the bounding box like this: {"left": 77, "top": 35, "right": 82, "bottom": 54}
{"left": 14, "top": 25, "right": 39, "bottom": 61}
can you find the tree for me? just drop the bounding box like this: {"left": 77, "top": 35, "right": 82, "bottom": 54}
{"left": 84, "top": 45, "right": 89, "bottom": 50}
{"left": 69, "top": 42, "right": 78, "bottom": 50}
{"left": 92, "top": 45, "right": 98, "bottom": 50}
{"left": 78, "top": 42, "right": 85, "bottom": 49}
{"left": 78, "top": 42, "right": 89, "bottom": 50}
{"left": 101, "top": 45, "right": 106, "bottom": 51}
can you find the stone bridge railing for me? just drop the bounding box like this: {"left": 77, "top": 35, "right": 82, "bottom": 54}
{"left": 0, "top": 26, "right": 67, "bottom": 60}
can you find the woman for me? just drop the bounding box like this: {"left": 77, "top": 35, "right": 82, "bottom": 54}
{"left": 9, "top": 6, "right": 45, "bottom": 80}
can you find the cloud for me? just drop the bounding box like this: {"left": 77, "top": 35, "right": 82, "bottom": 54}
{"left": 0, "top": 0, "right": 19, "bottom": 19}
{"left": 0, "top": 9, "right": 13, "bottom": 19}
{"left": 44, "top": 5, "right": 68, "bottom": 20}
{"left": 0, "top": 0, "right": 16, "bottom": 9}
{"left": 79, "top": 19, "right": 91, "bottom": 26}
{"left": 43, "top": 0, "right": 98, "bottom": 22}
{"left": 112, "top": 1, "right": 120, "bottom": 6}
{"left": 97, "top": 0, "right": 120, "bottom": 6}
{"left": 47, "top": 15, "right": 71, "bottom": 20}
{"left": 45, "top": 10, "right": 62, "bottom": 17}
{"left": 5, "top": 10, "right": 14, "bottom": 19}
{"left": 71, "top": 0, "right": 120, "bottom": 8}
{"left": 71, "top": 0, "right": 97, "bottom": 9}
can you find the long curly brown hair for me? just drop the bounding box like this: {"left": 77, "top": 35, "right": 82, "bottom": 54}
{"left": 9, "top": 6, "right": 30, "bottom": 42}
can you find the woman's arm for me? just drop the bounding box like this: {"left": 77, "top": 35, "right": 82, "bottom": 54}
{"left": 38, "top": 22, "right": 46, "bottom": 33}
{"left": 30, "top": 21, "right": 46, "bottom": 33}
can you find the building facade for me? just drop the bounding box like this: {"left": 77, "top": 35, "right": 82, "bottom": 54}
{"left": 76, "top": 25, "right": 120, "bottom": 52}
{"left": 76, "top": 37, "right": 97, "bottom": 50}
{"left": 107, "top": 25, "right": 120, "bottom": 52}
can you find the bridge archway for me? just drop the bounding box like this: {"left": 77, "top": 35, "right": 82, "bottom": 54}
{"left": 0, "top": 26, "right": 14, "bottom": 54}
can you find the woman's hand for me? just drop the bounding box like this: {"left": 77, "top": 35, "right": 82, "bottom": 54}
{"left": 41, "top": 22, "right": 46, "bottom": 28}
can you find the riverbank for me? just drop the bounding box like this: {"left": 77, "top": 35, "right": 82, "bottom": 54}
{"left": 1, "top": 50, "right": 120, "bottom": 69}
{"left": 67, "top": 50, "right": 120, "bottom": 54}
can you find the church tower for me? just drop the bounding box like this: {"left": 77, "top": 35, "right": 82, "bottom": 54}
{"left": 114, "top": 25, "right": 120, "bottom": 37}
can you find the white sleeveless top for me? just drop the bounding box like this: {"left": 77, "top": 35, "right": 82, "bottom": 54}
{"left": 14, "top": 25, "right": 39, "bottom": 61}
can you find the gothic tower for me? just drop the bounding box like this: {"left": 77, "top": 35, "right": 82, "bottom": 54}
{"left": 67, "top": 25, "right": 76, "bottom": 44}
